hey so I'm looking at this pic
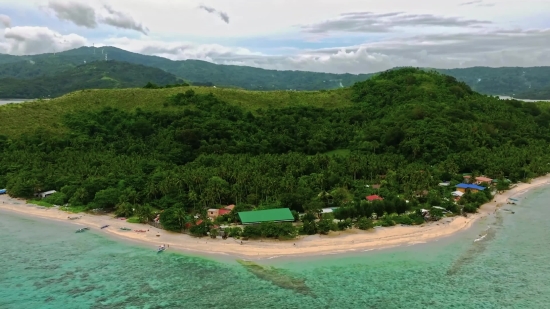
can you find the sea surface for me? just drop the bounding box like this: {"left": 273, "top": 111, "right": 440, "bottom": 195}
{"left": 0, "top": 99, "right": 30, "bottom": 106}
{"left": 1, "top": 188, "right": 550, "bottom": 309}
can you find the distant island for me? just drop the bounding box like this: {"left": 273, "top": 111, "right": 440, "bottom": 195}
{"left": 0, "top": 47, "right": 549, "bottom": 98}
{"left": 1, "top": 68, "right": 549, "bottom": 242}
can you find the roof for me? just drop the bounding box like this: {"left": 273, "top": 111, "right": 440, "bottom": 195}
{"left": 238, "top": 208, "right": 294, "bottom": 224}
{"left": 207, "top": 209, "right": 219, "bottom": 212}
{"left": 40, "top": 190, "right": 57, "bottom": 195}
{"left": 455, "top": 183, "right": 486, "bottom": 190}
{"left": 218, "top": 209, "right": 231, "bottom": 216}
{"left": 225, "top": 204, "right": 235, "bottom": 210}
{"left": 366, "top": 195, "right": 384, "bottom": 201}
{"left": 451, "top": 191, "right": 464, "bottom": 197}
{"left": 321, "top": 207, "right": 339, "bottom": 213}
{"left": 475, "top": 176, "right": 492, "bottom": 182}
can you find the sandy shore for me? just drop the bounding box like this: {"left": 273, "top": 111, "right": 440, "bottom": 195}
{"left": 1, "top": 175, "right": 549, "bottom": 259}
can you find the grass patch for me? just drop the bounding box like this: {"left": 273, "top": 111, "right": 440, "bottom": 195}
{"left": 27, "top": 199, "right": 54, "bottom": 207}
{"left": 126, "top": 217, "right": 141, "bottom": 224}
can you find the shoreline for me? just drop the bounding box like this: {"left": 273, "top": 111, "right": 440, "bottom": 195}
{"left": 1, "top": 175, "right": 549, "bottom": 259}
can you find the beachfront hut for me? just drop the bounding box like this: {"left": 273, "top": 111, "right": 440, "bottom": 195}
{"left": 455, "top": 183, "right": 486, "bottom": 193}
{"left": 207, "top": 209, "right": 219, "bottom": 219}
{"left": 238, "top": 208, "right": 295, "bottom": 225}
{"left": 35, "top": 190, "right": 56, "bottom": 199}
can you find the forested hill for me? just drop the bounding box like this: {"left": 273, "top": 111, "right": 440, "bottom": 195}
{"left": 1, "top": 68, "right": 550, "bottom": 234}
{"left": 513, "top": 85, "right": 550, "bottom": 100}
{"left": 0, "top": 61, "right": 183, "bottom": 99}
{"left": 435, "top": 67, "right": 550, "bottom": 97}
{"left": 0, "top": 47, "right": 372, "bottom": 91}
{"left": 2, "top": 46, "right": 549, "bottom": 96}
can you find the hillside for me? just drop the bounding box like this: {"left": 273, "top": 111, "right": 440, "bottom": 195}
{"left": 513, "top": 85, "right": 550, "bottom": 100}
{"left": 1, "top": 47, "right": 550, "bottom": 95}
{"left": 0, "top": 61, "right": 183, "bottom": 99}
{"left": 1, "top": 68, "right": 550, "bottom": 235}
{"left": 0, "top": 47, "right": 372, "bottom": 91}
{"left": 436, "top": 67, "right": 550, "bottom": 96}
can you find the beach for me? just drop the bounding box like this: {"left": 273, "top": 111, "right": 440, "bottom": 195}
{"left": 1, "top": 175, "right": 549, "bottom": 259}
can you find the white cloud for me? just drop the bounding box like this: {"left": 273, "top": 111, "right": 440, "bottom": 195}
{"left": 0, "top": 14, "right": 11, "bottom": 28}
{"left": 43, "top": 1, "right": 148, "bottom": 34}
{"left": 0, "top": 0, "right": 549, "bottom": 73}
{"left": 1, "top": 26, "right": 87, "bottom": 55}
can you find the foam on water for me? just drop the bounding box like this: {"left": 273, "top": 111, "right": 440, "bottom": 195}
{"left": 2, "top": 187, "right": 550, "bottom": 308}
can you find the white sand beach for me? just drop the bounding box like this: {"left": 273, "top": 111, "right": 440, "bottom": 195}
{"left": 1, "top": 174, "right": 549, "bottom": 258}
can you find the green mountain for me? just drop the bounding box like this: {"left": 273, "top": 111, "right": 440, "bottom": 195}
{"left": 434, "top": 67, "right": 550, "bottom": 97}
{"left": 0, "top": 47, "right": 372, "bottom": 91}
{"left": 0, "top": 61, "right": 182, "bottom": 98}
{"left": 513, "top": 85, "right": 550, "bottom": 100}
{"left": 1, "top": 69, "right": 549, "bottom": 229}
{"left": 1, "top": 47, "right": 550, "bottom": 96}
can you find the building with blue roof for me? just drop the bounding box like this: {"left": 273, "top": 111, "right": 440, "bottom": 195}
{"left": 455, "top": 183, "right": 486, "bottom": 193}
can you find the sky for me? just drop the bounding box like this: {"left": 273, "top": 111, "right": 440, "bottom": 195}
{"left": 0, "top": 0, "right": 549, "bottom": 74}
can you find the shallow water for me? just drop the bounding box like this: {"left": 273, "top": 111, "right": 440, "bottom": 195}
{"left": 1, "top": 188, "right": 550, "bottom": 308}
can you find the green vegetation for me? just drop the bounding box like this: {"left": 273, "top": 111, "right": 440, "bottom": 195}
{"left": 514, "top": 85, "right": 550, "bottom": 100}
{"left": 0, "top": 61, "right": 182, "bottom": 98}
{"left": 2, "top": 46, "right": 548, "bottom": 95}
{"left": 1, "top": 68, "right": 550, "bottom": 238}
{"left": 434, "top": 67, "right": 550, "bottom": 96}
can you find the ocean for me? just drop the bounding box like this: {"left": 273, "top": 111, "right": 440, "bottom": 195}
{"left": 1, "top": 188, "right": 550, "bottom": 308}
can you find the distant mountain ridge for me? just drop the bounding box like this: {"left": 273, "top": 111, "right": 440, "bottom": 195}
{"left": 0, "top": 46, "right": 549, "bottom": 96}
{"left": 0, "top": 61, "right": 182, "bottom": 99}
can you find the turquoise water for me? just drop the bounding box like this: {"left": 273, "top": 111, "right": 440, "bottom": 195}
{"left": 1, "top": 189, "right": 550, "bottom": 308}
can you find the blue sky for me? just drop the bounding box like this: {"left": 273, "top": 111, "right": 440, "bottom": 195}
{"left": 0, "top": 0, "right": 549, "bottom": 73}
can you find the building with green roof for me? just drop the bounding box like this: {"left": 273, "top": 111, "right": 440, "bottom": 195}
{"left": 238, "top": 208, "right": 295, "bottom": 225}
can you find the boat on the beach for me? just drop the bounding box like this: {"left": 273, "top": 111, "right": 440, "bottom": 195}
{"left": 134, "top": 229, "right": 147, "bottom": 232}
{"left": 157, "top": 246, "right": 166, "bottom": 253}
{"left": 68, "top": 216, "right": 82, "bottom": 220}
{"left": 76, "top": 227, "right": 90, "bottom": 233}
{"left": 101, "top": 225, "right": 109, "bottom": 229}
{"left": 120, "top": 227, "right": 132, "bottom": 231}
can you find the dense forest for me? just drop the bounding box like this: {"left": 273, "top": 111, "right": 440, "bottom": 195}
{"left": 1, "top": 47, "right": 549, "bottom": 96}
{"left": 0, "top": 61, "right": 183, "bottom": 99}
{"left": 1, "top": 68, "right": 549, "bottom": 238}
{"left": 514, "top": 85, "right": 550, "bottom": 100}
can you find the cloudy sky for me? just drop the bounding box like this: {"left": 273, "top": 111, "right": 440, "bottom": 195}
{"left": 0, "top": 0, "right": 549, "bottom": 73}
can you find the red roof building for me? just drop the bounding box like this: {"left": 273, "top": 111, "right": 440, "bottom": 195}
{"left": 366, "top": 195, "right": 384, "bottom": 201}
{"left": 218, "top": 209, "right": 231, "bottom": 216}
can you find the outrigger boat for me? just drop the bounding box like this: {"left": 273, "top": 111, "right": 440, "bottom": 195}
{"left": 157, "top": 245, "right": 166, "bottom": 253}
{"left": 68, "top": 216, "right": 82, "bottom": 220}
{"left": 76, "top": 227, "right": 90, "bottom": 233}
{"left": 100, "top": 225, "right": 109, "bottom": 229}
{"left": 134, "top": 229, "right": 147, "bottom": 233}
{"left": 120, "top": 227, "right": 132, "bottom": 231}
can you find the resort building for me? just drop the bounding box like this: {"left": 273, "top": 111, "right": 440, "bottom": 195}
{"left": 455, "top": 183, "right": 486, "bottom": 193}
{"left": 238, "top": 208, "right": 295, "bottom": 225}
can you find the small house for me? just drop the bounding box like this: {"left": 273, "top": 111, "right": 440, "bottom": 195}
{"left": 35, "top": 190, "right": 57, "bottom": 199}
{"left": 207, "top": 209, "right": 219, "bottom": 219}
{"left": 475, "top": 176, "right": 493, "bottom": 185}
{"left": 455, "top": 183, "right": 486, "bottom": 193}
{"left": 366, "top": 195, "right": 384, "bottom": 202}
